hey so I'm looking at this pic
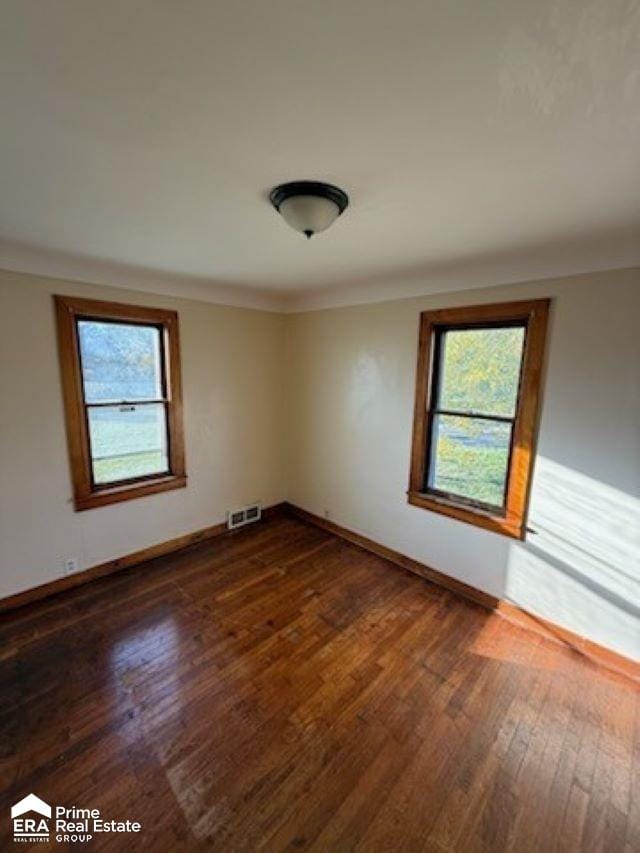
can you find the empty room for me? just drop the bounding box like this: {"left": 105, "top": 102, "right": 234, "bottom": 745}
{"left": 1, "top": 1, "right": 639, "bottom": 851}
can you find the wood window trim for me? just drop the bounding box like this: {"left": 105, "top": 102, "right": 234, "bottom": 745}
{"left": 54, "top": 295, "right": 187, "bottom": 511}
{"left": 408, "top": 298, "right": 550, "bottom": 540}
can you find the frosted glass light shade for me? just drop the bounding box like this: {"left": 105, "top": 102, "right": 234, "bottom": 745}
{"left": 278, "top": 195, "right": 340, "bottom": 236}
{"left": 269, "top": 181, "right": 349, "bottom": 238}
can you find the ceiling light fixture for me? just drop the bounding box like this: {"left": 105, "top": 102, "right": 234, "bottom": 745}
{"left": 269, "top": 180, "right": 349, "bottom": 239}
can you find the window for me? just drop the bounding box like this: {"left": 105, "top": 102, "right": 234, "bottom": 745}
{"left": 409, "top": 299, "right": 550, "bottom": 538}
{"left": 55, "top": 295, "right": 186, "bottom": 510}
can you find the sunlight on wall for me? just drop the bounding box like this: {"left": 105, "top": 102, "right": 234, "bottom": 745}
{"left": 506, "top": 457, "right": 640, "bottom": 661}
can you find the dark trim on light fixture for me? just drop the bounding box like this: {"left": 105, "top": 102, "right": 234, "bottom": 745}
{"left": 270, "top": 181, "right": 349, "bottom": 237}
{"left": 269, "top": 180, "right": 349, "bottom": 215}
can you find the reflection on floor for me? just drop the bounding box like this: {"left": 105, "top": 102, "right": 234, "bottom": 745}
{"left": 1, "top": 514, "right": 638, "bottom": 851}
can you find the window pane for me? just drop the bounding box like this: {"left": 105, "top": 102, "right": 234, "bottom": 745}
{"left": 428, "top": 415, "right": 511, "bottom": 507}
{"left": 87, "top": 403, "right": 168, "bottom": 484}
{"left": 438, "top": 326, "right": 525, "bottom": 417}
{"left": 78, "top": 320, "right": 162, "bottom": 403}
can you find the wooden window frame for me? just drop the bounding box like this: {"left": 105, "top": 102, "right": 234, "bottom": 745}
{"left": 54, "top": 295, "right": 187, "bottom": 511}
{"left": 408, "top": 298, "right": 550, "bottom": 539}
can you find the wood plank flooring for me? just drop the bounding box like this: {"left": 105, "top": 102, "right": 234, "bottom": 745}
{"left": 1, "top": 513, "right": 638, "bottom": 852}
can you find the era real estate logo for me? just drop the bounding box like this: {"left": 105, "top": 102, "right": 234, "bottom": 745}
{"left": 11, "top": 794, "right": 142, "bottom": 844}
{"left": 11, "top": 794, "right": 51, "bottom": 843}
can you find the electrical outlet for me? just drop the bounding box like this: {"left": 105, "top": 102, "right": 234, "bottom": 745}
{"left": 64, "top": 558, "right": 79, "bottom": 575}
{"left": 324, "top": 509, "right": 330, "bottom": 519}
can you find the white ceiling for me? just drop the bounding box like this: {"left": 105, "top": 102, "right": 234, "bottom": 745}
{"left": 1, "top": 0, "right": 639, "bottom": 311}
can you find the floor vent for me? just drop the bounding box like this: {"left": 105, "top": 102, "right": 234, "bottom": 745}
{"left": 227, "top": 503, "right": 262, "bottom": 530}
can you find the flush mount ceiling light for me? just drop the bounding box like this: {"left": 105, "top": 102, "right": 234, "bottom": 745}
{"left": 269, "top": 180, "right": 349, "bottom": 239}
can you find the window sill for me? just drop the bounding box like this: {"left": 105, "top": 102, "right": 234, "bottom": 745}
{"left": 74, "top": 474, "right": 187, "bottom": 511}
{"left": 407, "top": 490, "right": 524, "bottom": 540}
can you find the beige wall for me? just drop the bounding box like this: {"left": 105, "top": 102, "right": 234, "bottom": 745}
{"left": 0, "top": 269, "right": 286, "bottom": 598}
{"left": 284, "top": 268, "right": 640, "bottom": 661}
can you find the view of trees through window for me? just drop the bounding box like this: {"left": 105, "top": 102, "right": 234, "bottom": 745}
{"left": 77, "top": 320, "right": 168, "bottom": 484}
{"left": 428, "top": 325, "right": 525, "bottom": 508}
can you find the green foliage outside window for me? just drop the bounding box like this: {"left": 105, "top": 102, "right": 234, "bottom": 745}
{"left": 430, "top": 327, "right": 525, "bottom": 507}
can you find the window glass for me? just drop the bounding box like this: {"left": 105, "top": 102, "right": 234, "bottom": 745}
{"left": 438, "top": 326, "right": 525, "bottom": 417}
{"left": 428, "top": 415, "right": 512, "bottom": 507}
{"left": 77, "top": 320, "right": 162, "bottom": 403}
{"left": 87, "top": 403, "right": 168, "bottom": 484}
{"left": 428, "top": 324, "right": 525, "bottom": 509}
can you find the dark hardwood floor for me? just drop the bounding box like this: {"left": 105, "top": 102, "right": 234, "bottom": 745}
{"left": 1, "top": 514, "right": 638, "bottom": 851}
